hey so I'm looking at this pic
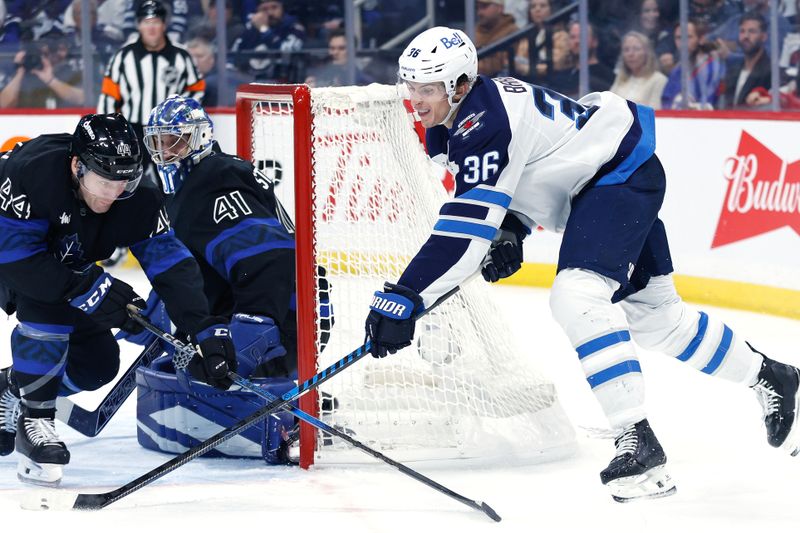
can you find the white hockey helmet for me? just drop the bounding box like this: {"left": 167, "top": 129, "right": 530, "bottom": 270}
{"left": 398, "top": 26, "right": 478, "bottom": 101}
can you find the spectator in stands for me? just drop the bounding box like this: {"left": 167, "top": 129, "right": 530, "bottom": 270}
{"left": 230, "top": 0, "right": 305, "bottom": 83}
{"left": 627, "top": 0, "right": 674, "bottom": 73}
{"left": 661, "top": 20, "right": 724, "bottom": 109}
{"left": 0, "top": 1, "right": 71, "bottom": 47}
{"left": 186, "top": 1, "right": 245, "bottom": 50}
{"left": 609, "top": 31, "right": 667, "bottom": 109}
{"left": 689, "top": 0, "right": 742, "bottom": 34}
{"left": 721, "top": 12, "right": 772, "bottom": 108}
{"left": 305, "top": 29, "right": 373, "bottom": 88}
{"left": 545, "top": 28, "right": 574, "bottom": 94}
{"left": 513, "top": 0, "right": 558, "bottom": 83}
{"left": 187, "top": 36, "right": 251, "bottom": 106}
{"left": 0, "top": 34, "right": 84, "bottom": 108}
{"left": 710, "top": 0, "right": 791, "bottom": 59}
{"left": 563, "top": 20, "right": 615, "bottom": 98}
{"left": 64, "top": 0, "right": 124, "bottom": 82}
{"left": 475, "top": 0, "right": 519, "bottom": 77}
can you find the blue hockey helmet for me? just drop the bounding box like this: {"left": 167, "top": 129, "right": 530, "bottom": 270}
{"left": 144, "top": 95, "right": 214, "bottom": 193}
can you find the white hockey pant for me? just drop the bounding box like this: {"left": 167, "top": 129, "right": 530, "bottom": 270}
{"left": 550, "top": 269, "right": 762, "bottom": 429}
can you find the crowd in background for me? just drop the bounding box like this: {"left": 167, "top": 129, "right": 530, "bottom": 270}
{"left": 1, "top": 0, "right": 800, "bottom": 111}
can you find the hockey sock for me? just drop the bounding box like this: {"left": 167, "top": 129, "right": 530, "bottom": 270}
{"left": 550, "top": 268, "right": 646, "bottom": 428}
{"left": 11, "top": 323, "right": 70, "bottom": 418}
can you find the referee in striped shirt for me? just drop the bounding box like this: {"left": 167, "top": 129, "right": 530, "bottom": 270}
{"left": 98, "top": 0, "right": 205, "bottom": 181}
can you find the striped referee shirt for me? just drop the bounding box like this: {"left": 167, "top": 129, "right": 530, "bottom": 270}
{"left": 97, "top": 37, "right": 205, "bottom": 125}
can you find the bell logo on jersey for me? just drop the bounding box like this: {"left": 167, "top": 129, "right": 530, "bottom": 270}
{"left": 712, "top": 131, "right": 800, "bottom": 248}
{"left": 440, "top": 32, "right": 464, "bottom": 49}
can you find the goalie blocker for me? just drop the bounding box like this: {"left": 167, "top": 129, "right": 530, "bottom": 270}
{"left": 136, "top": 354, "right": 296, "bottom": 464}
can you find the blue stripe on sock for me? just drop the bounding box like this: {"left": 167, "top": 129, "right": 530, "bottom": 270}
{"left": 677, "top": 311, "right": 708, "bottom": 362}
{"left": 576, "top": 330, "right": 631, "bottom": 359}
{"left": 701, "top": 325, "right": 733, "bottom": 375}
{"left": 587, "top": 360, "right": 642, "bottom": 389}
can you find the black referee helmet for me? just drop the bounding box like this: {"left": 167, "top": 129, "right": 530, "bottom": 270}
{"left": 136, "top": 0, "right": 167, "bottom": 22}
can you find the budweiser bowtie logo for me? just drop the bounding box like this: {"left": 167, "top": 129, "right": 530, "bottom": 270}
{"left": 712, "top": 131, "right": 800, "bottom": 248}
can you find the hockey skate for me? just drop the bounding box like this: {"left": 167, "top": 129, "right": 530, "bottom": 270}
{"left": 0, "top": 367, "right": 20, "bottom": 456}
{"left": 16, "top": 412, "right": 70, "bottom": 487}
{"left": 752, "top": 355, "right": 800, "bottom": 456}
{"left": 600, "top": 419, "right": 677, "bottom": 503}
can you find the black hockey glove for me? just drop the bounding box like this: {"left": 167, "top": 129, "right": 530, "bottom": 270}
{"left": 482, "top": 213, "right": 530, "bottom": 283}
{"left": 188, "top": 318, "right": 238, "bottom": 390}
{"left": 364, "top": 283, "right": 424, "bottom": 358}
{"left": 67, "top": 266, "right": 146, "bottom": 333}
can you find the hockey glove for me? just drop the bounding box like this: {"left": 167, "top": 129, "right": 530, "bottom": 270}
{"left": 230, "top": 313, "right": 287, "bottom": 378}
{"left": 67, "top": 267, "right": 146, "bottom": 333}
{"left": 481, "top": 213, "right": 530, "bottom": 283}
{"left": 365, "top": 283, "right": 424, "bottom": 358}
{"left": 188, "top": 317, "right": 238, "bottom": 390}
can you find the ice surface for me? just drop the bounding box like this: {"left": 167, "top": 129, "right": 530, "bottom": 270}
{"left": 1, "top": 275, "right": 799, "bottom": 532}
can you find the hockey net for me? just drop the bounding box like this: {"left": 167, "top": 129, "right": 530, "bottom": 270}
{"left": 235, "top": 83, "right": 575, "bottom": 467}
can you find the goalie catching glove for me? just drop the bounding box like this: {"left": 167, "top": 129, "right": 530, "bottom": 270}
{"left": 481, "top": 213, "right": 530, "bottom": 283}
{"left": 365, "top": 283, "right": 424, "bottom": 358}
{"left": 187, "top": 317, "right": 238, "bottom": 390}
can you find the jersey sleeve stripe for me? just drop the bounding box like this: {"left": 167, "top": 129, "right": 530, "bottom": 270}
{"left": 457, "top": 187, "right": 512, "bottom": 208}
{"left": 185, "top": 79, "right": 206, "bottom": 93}
{"left": 204, "top": 218, "right": 294, "bottom": 278}
{"left": 223, "top": 241, "right": 295, "bottom": 277}
{"left": 130, "top": 230, "right": 195, "bottom": 279}
{"left": 432, "top": 219, "right": 496, "bottom": 241}
{"left": 439, "top": 202, "right": 490, "bottom": 220}
{"left": 0, "top": 217, "right": 48, "bottom": 263}
{"left": 101, "top": 76, "right": 121, "bottom": 101}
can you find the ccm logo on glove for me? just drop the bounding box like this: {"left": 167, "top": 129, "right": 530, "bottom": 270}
{"left": 76, "top": 275, "right": 113, "bottom": 313}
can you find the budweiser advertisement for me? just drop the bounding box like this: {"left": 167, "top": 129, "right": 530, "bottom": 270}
{"left": 712, "top": 130, "right": 800, "bottom": 248}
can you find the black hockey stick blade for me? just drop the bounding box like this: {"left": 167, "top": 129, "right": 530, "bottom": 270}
{"left": 229, "top": 373, "right": 503, "bottom": 522}
{"left": 55, "top": 338, "right": 164, "bottom": 437}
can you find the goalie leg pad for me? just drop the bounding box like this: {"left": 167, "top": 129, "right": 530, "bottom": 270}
{"left": 135, "top": 355, "right": 295, "bottom": 464}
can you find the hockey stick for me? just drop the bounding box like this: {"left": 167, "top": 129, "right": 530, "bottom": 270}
{"left": 25, "top": 280, "right": 472, "bottom": 512}
{"left": 130, "top": 313, "right": 502, "bottom": 522}
{"left": 55, "top": 338, "right": 164, "bottom": 437}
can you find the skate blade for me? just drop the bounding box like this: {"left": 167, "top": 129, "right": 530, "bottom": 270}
{"left": 17, "top": 457, "right": 63, "bottom": 488}
{"left": 606, "top": 465, "right": 677, "bottom": 503}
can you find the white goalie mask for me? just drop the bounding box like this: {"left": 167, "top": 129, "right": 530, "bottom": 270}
{"left": 397, "top": 27, "right": 478, "bottom": 125}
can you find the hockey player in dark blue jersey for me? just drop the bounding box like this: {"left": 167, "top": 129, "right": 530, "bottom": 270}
{"left": 364, "top": 26, "right": 800, "bottom": 502}
{"left": 0, "top": 113, "right": 236, "bottom": 486}
{"left": 135, "top": 95, "right": 329, "bottom": 463}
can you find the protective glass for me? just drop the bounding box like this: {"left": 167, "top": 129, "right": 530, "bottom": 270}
{"left": 78, "top": 165, "right": 141, "bottom": 201}
{"left": 396, "top": 80, "right": 449, "bottom": 103}
{"left": 143, "top": 125, "right": 194, "bottom": 164}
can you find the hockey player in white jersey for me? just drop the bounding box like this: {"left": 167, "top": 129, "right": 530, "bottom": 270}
{"left": 363, "top": 26, "right": 800, "bottom": 502}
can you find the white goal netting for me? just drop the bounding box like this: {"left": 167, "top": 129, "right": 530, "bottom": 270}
{"left": 241, "top": 84, "right": 575, "bottom": 463}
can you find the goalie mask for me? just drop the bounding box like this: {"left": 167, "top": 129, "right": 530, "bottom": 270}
{"left": 397, "top": 27, "right": 477, "bottom": 125}
{"left": 144, "top": 95, "right": 214, "bottom": 194}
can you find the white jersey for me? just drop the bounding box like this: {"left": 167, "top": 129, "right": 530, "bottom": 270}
{"left": 398, "top": 76, "right": 656, "bottom": 308}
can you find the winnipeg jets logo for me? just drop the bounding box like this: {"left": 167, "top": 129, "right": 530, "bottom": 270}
{"left": 59, "top": 212, "right": 71, "bottom": 224}
{"left": 116, "top": 142, "right": 132, "bottom": 157}
{"left": 454, "top": 111, "right": 486, "bottom": 138}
